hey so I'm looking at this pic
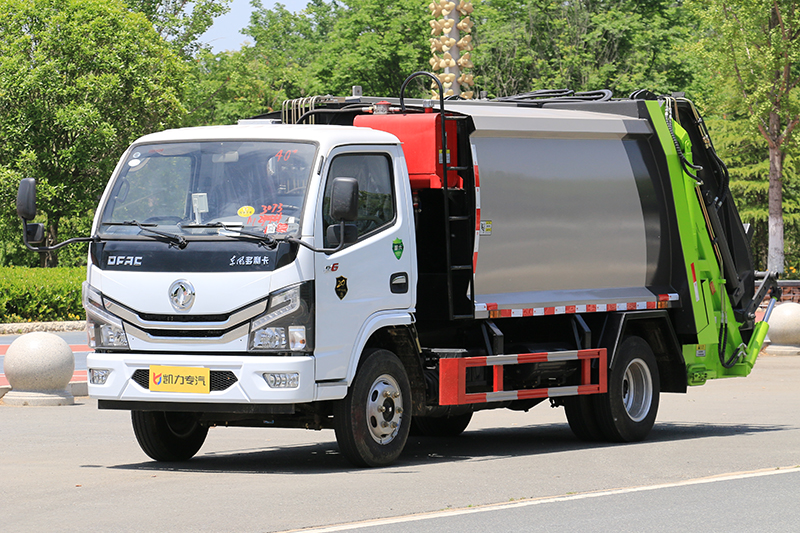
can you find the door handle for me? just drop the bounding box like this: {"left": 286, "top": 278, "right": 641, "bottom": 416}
{"left": 390, "top": 272, "right": 409, "bottom": 294}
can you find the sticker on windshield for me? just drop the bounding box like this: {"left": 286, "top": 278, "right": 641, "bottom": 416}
{"left": 238, "top": 205, "right": 255, "bottom": 218}
{"left": 128, "top": 159, "right": 141, "bottom": 167}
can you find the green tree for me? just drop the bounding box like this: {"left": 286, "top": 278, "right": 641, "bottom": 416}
{"left": 309, "top": 0, "right": 430, "bottom": 97}
{"left": 243, "top": 0, "right": 429, "bottom": 101}
{"left": 182, "top": 46, "right": 290, "bottom": 126}
{"left": 127, "top": 0, "right": 232, "bottom": 57}
{"left": 689, "top": 0, "right": 800, "bottom": 274}
{"left": 471, "top": 0, "right": 697, "bottom": 98}
{"left": 244, "top": 0, "right": 342, "bottom": 99}
{"left": 0, "top": 0, "right": 187, "bottom": 266}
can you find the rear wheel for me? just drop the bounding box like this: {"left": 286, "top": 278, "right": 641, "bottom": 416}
{"left": 564, "top": 395, "right": 605, "bottom": 441}
{"left": 333, "top": 349, "right": 411, "bottom": 467}
{"left": 594, "top": 336, "right": 660, "bottom": 442}
{"left": 131, "top": 411, "right": 208, "bottom": 461}
{"left": 411, "top": 412, "right": 473, "bottom": 437}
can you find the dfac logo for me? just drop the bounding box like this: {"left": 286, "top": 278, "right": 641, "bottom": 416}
{"left": 107, "top": 255, "right": 142, "bottom": 266}
{"left": 168, "top": 279, "right": 195, "bottom": 311}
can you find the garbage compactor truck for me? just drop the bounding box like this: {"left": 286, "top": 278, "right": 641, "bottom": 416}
{"left": 16, "top": 72, "right": 780, "bottom": 467}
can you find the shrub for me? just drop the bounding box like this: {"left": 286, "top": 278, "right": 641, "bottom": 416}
{"left": 0, "top": 266, "right": 84, "bottom": 322}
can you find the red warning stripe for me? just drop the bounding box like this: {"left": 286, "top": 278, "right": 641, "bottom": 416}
{"left": 439, "top": 348, "right": 607, "bottom": 406}
{"left": 477, "top": 295, "right": 677, "bottom": 319}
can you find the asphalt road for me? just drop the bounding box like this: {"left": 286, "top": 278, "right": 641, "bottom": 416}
{"left": 1, "top": 355, "right": 798, "bottom": 532}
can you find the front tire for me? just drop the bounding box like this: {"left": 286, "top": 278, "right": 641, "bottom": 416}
{"left": 131, "top": 411, "right": 208, "bottom": 461}
{"left": 594, "top": 336, "right": 660, "bottom": 442}
{"left": 333, "top": 349, "right": 411, "bottom": 467}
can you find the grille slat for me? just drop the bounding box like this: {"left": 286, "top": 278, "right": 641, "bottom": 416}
{"left": 131, "top": 369, "right": 238, "bottom": 391}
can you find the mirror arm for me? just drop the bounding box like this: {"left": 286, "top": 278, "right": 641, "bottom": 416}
{"left": 20, "top": 218, "right": 97, "bottom": 252}
{"left": 286, "top": 220, "right": 349, "bottom": 254}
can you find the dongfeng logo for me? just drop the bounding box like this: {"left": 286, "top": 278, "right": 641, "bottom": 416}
{"left": 168, "top": 280, "right": 195, "bottom": 311}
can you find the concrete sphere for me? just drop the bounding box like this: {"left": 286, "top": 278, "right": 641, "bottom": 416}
{"left": 767, "top": 302, "right": 800, "bottom": 346}
{"left": 3, "top": 332, "right": 74, "bottom": 406}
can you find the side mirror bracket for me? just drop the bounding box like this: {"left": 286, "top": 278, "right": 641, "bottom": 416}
{"left": 16, "top": 178, "right": 95, "bottom": 252}
{"left": 287, "top": 177, "right": 360, "bottom": 254}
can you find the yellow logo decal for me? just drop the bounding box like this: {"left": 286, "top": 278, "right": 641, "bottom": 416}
{"left": 238, "top": 205, "right": 255, "bottom": 218}
{"left": 149, "top": 365, "right": 210, "bottom": 393}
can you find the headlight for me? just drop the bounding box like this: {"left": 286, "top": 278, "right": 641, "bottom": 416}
{"left": 83, "top": 282, "right": 129, "bottom": 350}
{"left": 249, "top": 282, "right": 314, "bottom": 353}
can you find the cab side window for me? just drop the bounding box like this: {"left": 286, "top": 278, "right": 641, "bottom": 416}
{"left": 322, "top": 154, "right": 395, "bottom": 246}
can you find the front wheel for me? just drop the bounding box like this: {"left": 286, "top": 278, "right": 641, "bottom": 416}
{"left": 333, "top": 349, "right": 411, "bottom": 467}
{"left": 594, "top": 336, "right": 660, "bottom": 442}
{"left": 131, "top": 411, "right": 208, "bottom": 461}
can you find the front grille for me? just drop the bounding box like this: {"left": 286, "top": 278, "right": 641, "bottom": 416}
{"left": 131, "top": 369, "right": 238, "bottom": 391}
{"left": 135, "top": 312, "right": 231, "bottom": 322}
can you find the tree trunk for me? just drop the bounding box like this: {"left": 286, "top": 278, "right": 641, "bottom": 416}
{"left": 767, "top": 112, "right": 784, "bottom": 274}
{"left": 44, "top": 218, "right": 59, "bottom": 268}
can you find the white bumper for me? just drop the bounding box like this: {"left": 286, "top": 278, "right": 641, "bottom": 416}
{"left": 87, "top": 352, "right": 332, "bottom": 404}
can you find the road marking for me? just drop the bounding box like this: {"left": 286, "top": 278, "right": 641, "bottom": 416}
{"left": 280, "top": 467, "right": 800, "bottom": 533}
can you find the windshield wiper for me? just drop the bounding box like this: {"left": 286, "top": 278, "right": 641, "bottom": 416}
{"left": 105, "top": 220, "right": 187, "bottom": 249}
{"left": 179, "top": 222, "right": 278, "bottom": 248}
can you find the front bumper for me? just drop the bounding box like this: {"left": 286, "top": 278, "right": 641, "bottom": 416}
{"left": 87, "top": 352, "right": 322, "bottom": 404}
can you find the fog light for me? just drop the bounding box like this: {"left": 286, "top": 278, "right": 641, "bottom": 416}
{"left": 263, "top": 372, "right": 299, "bottom": 389}
{"left": 89, "top": 369, "right": 110, "bottom": 385}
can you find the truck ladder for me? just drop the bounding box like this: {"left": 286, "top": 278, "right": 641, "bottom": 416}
{"left": 442, "top": 114, "right": 475, "bottom": 320}
{"left": 398, "top": 72, "right": 476, "bottom": 321}
{"left": 439, "top": 348, "right": 607, "bottom": 406}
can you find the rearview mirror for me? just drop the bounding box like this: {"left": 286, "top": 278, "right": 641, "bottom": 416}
{"left": 16, "top": 178, "right": 37, "bottom": 221}
{"left": 25, "top": 223, "right": 45, "bottom": 245}
{"left": 329, "top": 177, "right": 359, "bottom": 222}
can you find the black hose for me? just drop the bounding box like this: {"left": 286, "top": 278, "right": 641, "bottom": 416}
{"left": 295, "top": 106, "right": 366, "bottom": 125}
{"left": 664, "top": 111, "right": 703, "bottom": 180}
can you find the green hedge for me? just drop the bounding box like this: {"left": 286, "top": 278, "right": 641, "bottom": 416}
{"left": 0, "top": 267, "right": 85, "bottom": 322}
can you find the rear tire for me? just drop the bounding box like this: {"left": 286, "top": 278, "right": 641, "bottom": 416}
{"left": 131, "top": 411, "right": 208, "bottom": 461}
{"left": 333, "top": 349, "right": 411, "bottom": 467}
{"left": 564, "top": 395, "right": 605, "bottom": 441}
{"left": 411, "top": 412, "right": 473, "bottom": 437}
{"left": 594, "top": 336, "right": 660, "bottom": 442}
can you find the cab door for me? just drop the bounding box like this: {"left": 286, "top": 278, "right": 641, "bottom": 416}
{"left": 313, "top": 146, "right": 414, "bottom": 381}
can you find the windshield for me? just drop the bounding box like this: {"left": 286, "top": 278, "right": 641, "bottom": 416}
{"left": 98, "top": 141, "right": 316, "bottom": 238}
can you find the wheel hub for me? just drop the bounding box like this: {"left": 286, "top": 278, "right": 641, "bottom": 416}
{"left": 621, "top": 357, "right": 653, "bottom": 422}
{"left": 366, "top": 374, "right": 404, "bottom": 444}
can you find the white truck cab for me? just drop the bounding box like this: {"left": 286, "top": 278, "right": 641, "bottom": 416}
{"left": 86, "top": 124, "right": 416, "bottom": 407}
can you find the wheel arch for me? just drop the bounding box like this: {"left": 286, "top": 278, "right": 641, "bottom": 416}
{"left": 602, "top": 310, "right": 686, "bottom": 393}
{"left": 363, "top": 325, "right": 426, "bottom": 417}
{"left": 344, "top": 311, "right": 426, "bottom": 416}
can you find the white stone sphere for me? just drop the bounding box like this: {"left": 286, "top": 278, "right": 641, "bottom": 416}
{"left": 766, "top": 302, "right": 800, "bottom": 347}
{"left": 3, "top": 332, "right": 75, "bottom": 406}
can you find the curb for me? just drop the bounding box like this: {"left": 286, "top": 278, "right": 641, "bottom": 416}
{"left": 0, "top": 321, "right": 85, "bottom": 335}
{"left": 0, "top": 379, "right": 88, "bottom": 401}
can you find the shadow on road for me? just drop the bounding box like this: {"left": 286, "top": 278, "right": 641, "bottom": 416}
{"left": 102, "top": 419, "right": 790, "bottom": 475}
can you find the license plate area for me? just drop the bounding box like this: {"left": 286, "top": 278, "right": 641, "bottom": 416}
{"left": 149, "top": 365, "right": 211, "bottom": 394}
